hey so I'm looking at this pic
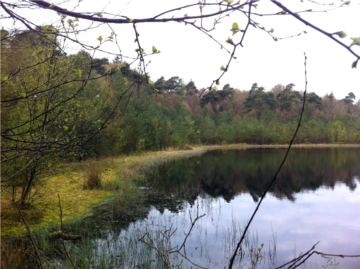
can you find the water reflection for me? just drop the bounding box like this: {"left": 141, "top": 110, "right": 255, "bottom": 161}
{"left": 70, "top": 148, "right": 360, "bottom": 268}
{"left": 147, "top": 148, "right": 360, "bottom": 202}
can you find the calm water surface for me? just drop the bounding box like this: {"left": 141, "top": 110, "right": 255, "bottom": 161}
{"left": 79, "top": 148, "right": 360, "bottom": 268}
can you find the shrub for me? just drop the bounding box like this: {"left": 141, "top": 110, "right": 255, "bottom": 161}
{"left": 179, "top": 144, "right": 193, "bottom": 150}
{"left": 84, "top": 164, "right": 102, "bottom": 189}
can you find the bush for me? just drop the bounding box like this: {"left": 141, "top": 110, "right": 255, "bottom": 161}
{"left": 84, "top": 164, "right": 102, "bottom": 189}
{"left": 179, "top": 144, "right": 193, "bottom": 150}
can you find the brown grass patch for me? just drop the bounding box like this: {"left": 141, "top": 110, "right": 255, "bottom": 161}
{"left": 84, "top": 164, "right": 102, "bottom": 189}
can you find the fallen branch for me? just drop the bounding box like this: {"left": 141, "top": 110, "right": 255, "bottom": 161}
{"left": 276, "top": 242, "right": 360, "bottom": 269}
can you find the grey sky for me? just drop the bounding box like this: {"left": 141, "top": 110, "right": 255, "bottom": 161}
{"left": 4, "top": 0, "right": 360, "bottom": 101}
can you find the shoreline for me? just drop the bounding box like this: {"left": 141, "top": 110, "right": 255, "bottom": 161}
{"left": 1, "top": 143, "right": 359, "bottom": 237}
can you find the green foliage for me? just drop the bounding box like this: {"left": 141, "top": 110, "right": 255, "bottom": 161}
{"left": 92, "top": 57, "right": 109, "bottom": 74}
{"left": 342, "top": 92, "right": 356, "bottom": 104}
{"left": 244, "top": 83, "right": 275, "bottom": 119}
{"left": 276, "top": 83, "right": 301, "bottom": 111}
{"left": 87, "top": 78, "right": 359, "bottom": 153}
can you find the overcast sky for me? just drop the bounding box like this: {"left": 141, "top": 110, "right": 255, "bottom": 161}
{"left": 4, "top": 0, "right": 360, "bottom": 101}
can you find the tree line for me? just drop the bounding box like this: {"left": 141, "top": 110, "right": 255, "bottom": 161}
{"left": 93, "top": 69, "right": 360, "bottom": 157}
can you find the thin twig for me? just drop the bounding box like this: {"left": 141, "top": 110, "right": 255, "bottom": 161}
{"left": 58, "top": 194, "right": 77, "bottom": 269}
{"left": 58, "top": 194, "right": 63, "bottom": 230}
{"left": 271, "top": 0, "right": 360, "bottom": 62}
{"left": 13, "top": 200, "right": 44, "bottom": 269}
{"left": 228, "top": 53, "right": 309, "bottom": 269}
{"left": 276, "top": 241, "right": 360, "bottom": 269}
{"left": 139, "top": 203, "right": 206, "bottom": 268}
{"left": 275, "top": 241, "right": 320, "bottom": 269}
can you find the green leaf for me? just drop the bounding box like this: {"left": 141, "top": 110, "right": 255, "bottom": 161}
{"left": 270, "top": 28, "right": 274, "bottom": 33}
{"left": 152, "top": 46, "right": 158, "bottom": 53}
{"left": 220, "top": 65, "right": 226, "bottom": 71}
{"left": 184, "top": 14, "right": 188, "bottom": 17}
{"left": 225, "top": 37, "right": 234, "bottom": 45}
{"left": 20, "top": 93, "right": 26, "bottom": 98}
{"left": 231, "top": 22, "right": 240, "bottom": 35}
{"left": 344, "top": 1, "right": 350, "bottom": 5}
{"left": 76, "top": 69, "right": 82, "bottom": 78}
{"left": 352, "top": 60, "right": 358, "bottom": 68}
{"left": 216, "top": 80, "right": 220, "bottom": 85}
{"left": 334, "top": 31, "right": 347, "bottom": 38}
{"left": 127, "top": 17, "right": 134, "bottom": 22}
{"left": 227, "top": 0, "right": 233, "bottom": 4}
{"left": 351, "top": 37, "right": 360, "bottom": 46}
{"left": 107, "top": 68, "right": 112, "bottom": 73}
{"left": 122, "top": 61, "right": 127, "bottom": 67}
{"left": 115, "top": 67, "right": 120, "bottom": 72}
{"left": 97, "top": 35, "right": 103, "bottom": 42}
{"left": 63, "top": 126, "right": 68, "bottom": 131}
{"left": 96, "top": 13, "right": 103, "bottom": 17}
{"left": 42, "top": 25, "right": 49, "bottom": 30}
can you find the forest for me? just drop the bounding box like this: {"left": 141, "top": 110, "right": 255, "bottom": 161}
{"left": 2, "top": 29, "right": 360, "bottom": 158}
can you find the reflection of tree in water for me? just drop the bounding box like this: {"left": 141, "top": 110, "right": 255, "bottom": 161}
{"left": 63, "top": 148, "right": 359, "bottom": 250}
{"left": 200, "top": 173, "right": 236, "bottom": 202}
{"left": 146, "top": 148, "right": 360, "bottom": 203}
{"left": 345, "top": 171, "right": 357, "bottom": 191}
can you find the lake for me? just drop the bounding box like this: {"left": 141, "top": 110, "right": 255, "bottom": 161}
{"left": 65, "top": 147, "right": 360, "bottom": 268}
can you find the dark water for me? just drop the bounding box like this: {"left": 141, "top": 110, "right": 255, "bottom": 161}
{"left": 69, "top": 148, "right": 360, "bottom": 268}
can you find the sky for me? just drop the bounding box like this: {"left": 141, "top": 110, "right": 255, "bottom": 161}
{"left": 4, "top": 0, "right": 360, "bottom": 101}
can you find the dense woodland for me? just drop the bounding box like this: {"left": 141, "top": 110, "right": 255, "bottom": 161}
{"left": 2, "top": 30, "right": 360, "bottom": 159}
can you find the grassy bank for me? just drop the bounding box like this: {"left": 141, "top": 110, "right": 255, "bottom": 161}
{"left": 1, "top": 147, "right": 208, "bottom": 237}
{"left": 2, "top": 143, "right": 359, "bottom": 237}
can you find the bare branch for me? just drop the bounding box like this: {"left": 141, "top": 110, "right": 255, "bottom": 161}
{"left": 14, "top": 200, "right": 44, "bottom": 269}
